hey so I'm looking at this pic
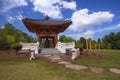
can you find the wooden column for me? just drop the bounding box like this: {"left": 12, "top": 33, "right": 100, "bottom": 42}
{"left": 36, "top": 33, "right": 40, "bottom": 42}
{"left": 54, "top": 35, "right": 58, "bottom": 48}
{"left": 39, "top": 36, "right": 42, "bottom": 45}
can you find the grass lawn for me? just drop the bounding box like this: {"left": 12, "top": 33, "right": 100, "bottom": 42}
{"left": 0, "top": 50, "right": 120, "bottom": 80}
{"left": 76, "top": 50, "right": 120, "bottom": 69}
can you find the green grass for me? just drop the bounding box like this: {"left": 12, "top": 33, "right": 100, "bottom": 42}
{"left": 0, "top": 50, "right": 120, "bottom": 80}
{"left": 76, "top": 50, "right": 120, "bottom": 69}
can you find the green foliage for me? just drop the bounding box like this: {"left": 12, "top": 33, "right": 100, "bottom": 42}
{"left": 100, "top": 41, "right": 106, "bottom": 49}
{"left": 0, "top": 39, "right": 11, "bottom": 51}
{"left": 115, "top": 40, "right": 120, "bottom": 49}
{"left": 75, "top": 37, "right": 86, "bottom": 49}
{"left": 107, "top": 43, "right": 112, "bottom": 49}
{"left": 77, "top": 47, "right": 84, "bottom": 52}
{"left": 0, "top": 23, "right": 35, "bottom": 51}
{"left": 97, "top": 38, "right": 101, "bottom": 44}
{"left": 59, "top": 35, "right": 74, "bottom": 43}
{"left": 12, "top": 44, "right": 22, "bottom": 51}
{"left": 92, "top": 40, "right": 97, "bottom": 49}
{"left": 102, "top": 32, "right": 120, "bottom": 49}
{"left": 7, "top": 35, "right": 15, "bottom": 44}
{"left": 75, "top": 32, "right": 120, "bottom": 50}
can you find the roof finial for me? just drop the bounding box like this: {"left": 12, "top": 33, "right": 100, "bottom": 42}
{"left": 45, "top": 15, "right": 49, "bottom": 20}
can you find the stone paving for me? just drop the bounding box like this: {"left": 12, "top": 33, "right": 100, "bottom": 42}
{"left": 58, "top": 61, "right": 72, "bottom": 65}
{"left": 110, "top": 68, "right": 120, "bottom": 74}
{"left": 65, "top": 64, "right": 88, "bottom": 70}
{"left": 89, "top": 67, "right": 104, "bottom": 73}
{"left": 41, "top": 54, "right": 120, "bottom": 74}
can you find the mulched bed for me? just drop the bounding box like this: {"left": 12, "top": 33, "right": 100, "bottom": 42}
{"left": 78, "top": 50, "right": 107, "bottom": 59}
{"left": 0, "top": 50, "right": 30, "bottom": 60}
{"left": 0, "top": 50, "right": 107, "bottom": 61}
{"left": 65, "top": 50, "right": 107, "bottom": 60}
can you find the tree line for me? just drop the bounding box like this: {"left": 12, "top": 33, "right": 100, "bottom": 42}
{"left": 0, "top": 23, "right": 120, "bottom": 51}
{"left": 59, "top": 32, "right": 120, "bottom": 50}
{"left": 0, "top": 23, "right": 36, "bottom": 51}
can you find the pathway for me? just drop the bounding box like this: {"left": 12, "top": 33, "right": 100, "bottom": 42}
{"left": 37, "top": 54, "right": 120, "bottom": 74}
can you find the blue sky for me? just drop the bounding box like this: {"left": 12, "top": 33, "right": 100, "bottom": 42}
{"left": 0, "top": 0, "right": 120, "bottom": 40}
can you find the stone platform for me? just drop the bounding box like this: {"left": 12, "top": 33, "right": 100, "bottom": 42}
{"left": 38, "top": 48, "right": 64, "bottom": 55}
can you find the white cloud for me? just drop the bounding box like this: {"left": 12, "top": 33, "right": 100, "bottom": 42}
{"left": 96, "top": 23, "right": 120, "bottom": 32}
{"left": 31, "top": 0, "right": 62, "bottom": 19}
{"left": 66, "top": 30, "right": 95, "bottom": 40}
{"left": 65, "top": 23, "right": 120, "bottom": 40}
{"left": 16, "top": 12, "right": 24, "bottom": 21}
{"left": 0, "top": 26, "right": 5, "bottom": 29}
{"left": 69, "top": 8, "right": 115, "bottom": 31}
{"left": 61, "top": 1, "right": 76, "bottom": 10}
{"left": 83, "top": 30, "right": 95, "bottom": 39}
{"left": 0, "top": 0, "right": 28, "bottom": 13}
{"left": 7, "top": 12, "right": 24, "bottom": 22}
{"left": 8, "top": 16, "right": 16, "bottom": 23}
{"left": 30, "top": 0, "right": 76, "bottom": 19}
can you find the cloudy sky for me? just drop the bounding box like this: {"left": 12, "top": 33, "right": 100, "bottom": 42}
{"left": 0, "top": 0, "right": 120, "bottom": 40}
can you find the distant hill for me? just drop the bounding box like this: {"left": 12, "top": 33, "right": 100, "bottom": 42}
{"left": 0, "top": 23, "right": 36, "bottom": 50}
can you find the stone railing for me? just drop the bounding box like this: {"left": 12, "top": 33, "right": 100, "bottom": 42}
{"left": 57, "top": 42, "right": 75, "bottom": 53}
{"left": 20, "top": 42, "right": 39, "bottom": 54}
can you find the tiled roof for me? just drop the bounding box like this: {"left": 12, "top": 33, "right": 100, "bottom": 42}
{"left": 22, "top": 18, "right": 72, "bottom": 33}
{"left": 22, "top": 18, "right": 72, "bottom": 26}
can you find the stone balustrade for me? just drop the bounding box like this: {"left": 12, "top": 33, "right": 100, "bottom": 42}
{"left": 20, "top": 42, "right": 39, "bottom": 54}
{"left": 57, "top": 42, "right": 75, "bottom": 53}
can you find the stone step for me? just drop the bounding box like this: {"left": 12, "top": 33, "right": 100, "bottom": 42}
{"left": 40, "top": 48, "right": 62, "bottom": 54}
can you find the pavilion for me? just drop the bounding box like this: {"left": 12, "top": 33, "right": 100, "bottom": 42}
{"left": 22, "top": 16, "right": 72, "bottom": 48}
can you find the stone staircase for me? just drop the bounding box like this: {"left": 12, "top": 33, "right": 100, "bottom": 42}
{"left": 40, "top": 48, "right": 63, "bottom": 55}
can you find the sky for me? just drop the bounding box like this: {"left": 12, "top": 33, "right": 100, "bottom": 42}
{"left": 0, "top": 0, "right": 120, "bottom": 40}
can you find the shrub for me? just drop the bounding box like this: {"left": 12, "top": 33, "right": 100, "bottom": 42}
{"left": 79, "top": 47, "right": 83, "bottom": 52}
{"left": 12, "top": 44, "right": 22, "bottom": 52}
{"left": 75, "top": 46, "right": 84, "bottom": 52}
{"left": 0, "top": 41, "right": 11, "bottom": 51}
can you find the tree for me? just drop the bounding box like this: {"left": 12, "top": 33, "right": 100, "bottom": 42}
{"left": 107, "top": 43, "right": 112, "bottom": 49}
{"left": 100, "top": 39, "right": 106, "bottom": 49}
{"left": 75, "top": 37, "right": 86, "bottom": 49}
{"left": 79, "top": 37, "right": 86, "bottom": 49}
{"left": 115, "top": 32, "right": 120, "bottom": 49}
{"left": 59, "top": 35, "right": 74, "bottom": 43}
{"left": 101, "top": 32, "right": 120, "bottom": 49}
{"left": 59, "top": 35, "right": 66, "bottom": 42}
{"left": 7, "top": 35, "right": 15, "bottom": 44}
{"left": 108, "top": 32, "right": 116, "bottom": 49}
{"left": 0, "top": 23, "right": 35, "bottom": 51}
{"left": 102, "top": 35, "right": 109, "bottom": 49}
{"left": 97, "top": 38, "right": 101, "bottom": 49}
{"left": 92, "top": 40, "right": 97, "bottom": 49}
{"left": 4, "top": 23, "right": 15, "bottom": 35}
{"left": 0, "top": 34, "right": 11, "bottom": 50}
{"left": 75, "top": 31, "right": 120, "bottom": 50}
{"left": 116, "top": 32, "right": 120, "bottom": 40}
{"left": 115, "top": 40, "right": 120, "bottom": 49}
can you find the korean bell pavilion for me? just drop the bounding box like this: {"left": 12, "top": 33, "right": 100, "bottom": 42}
{"left": 22, "top": 16, "right": 72, "bottom": 48}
